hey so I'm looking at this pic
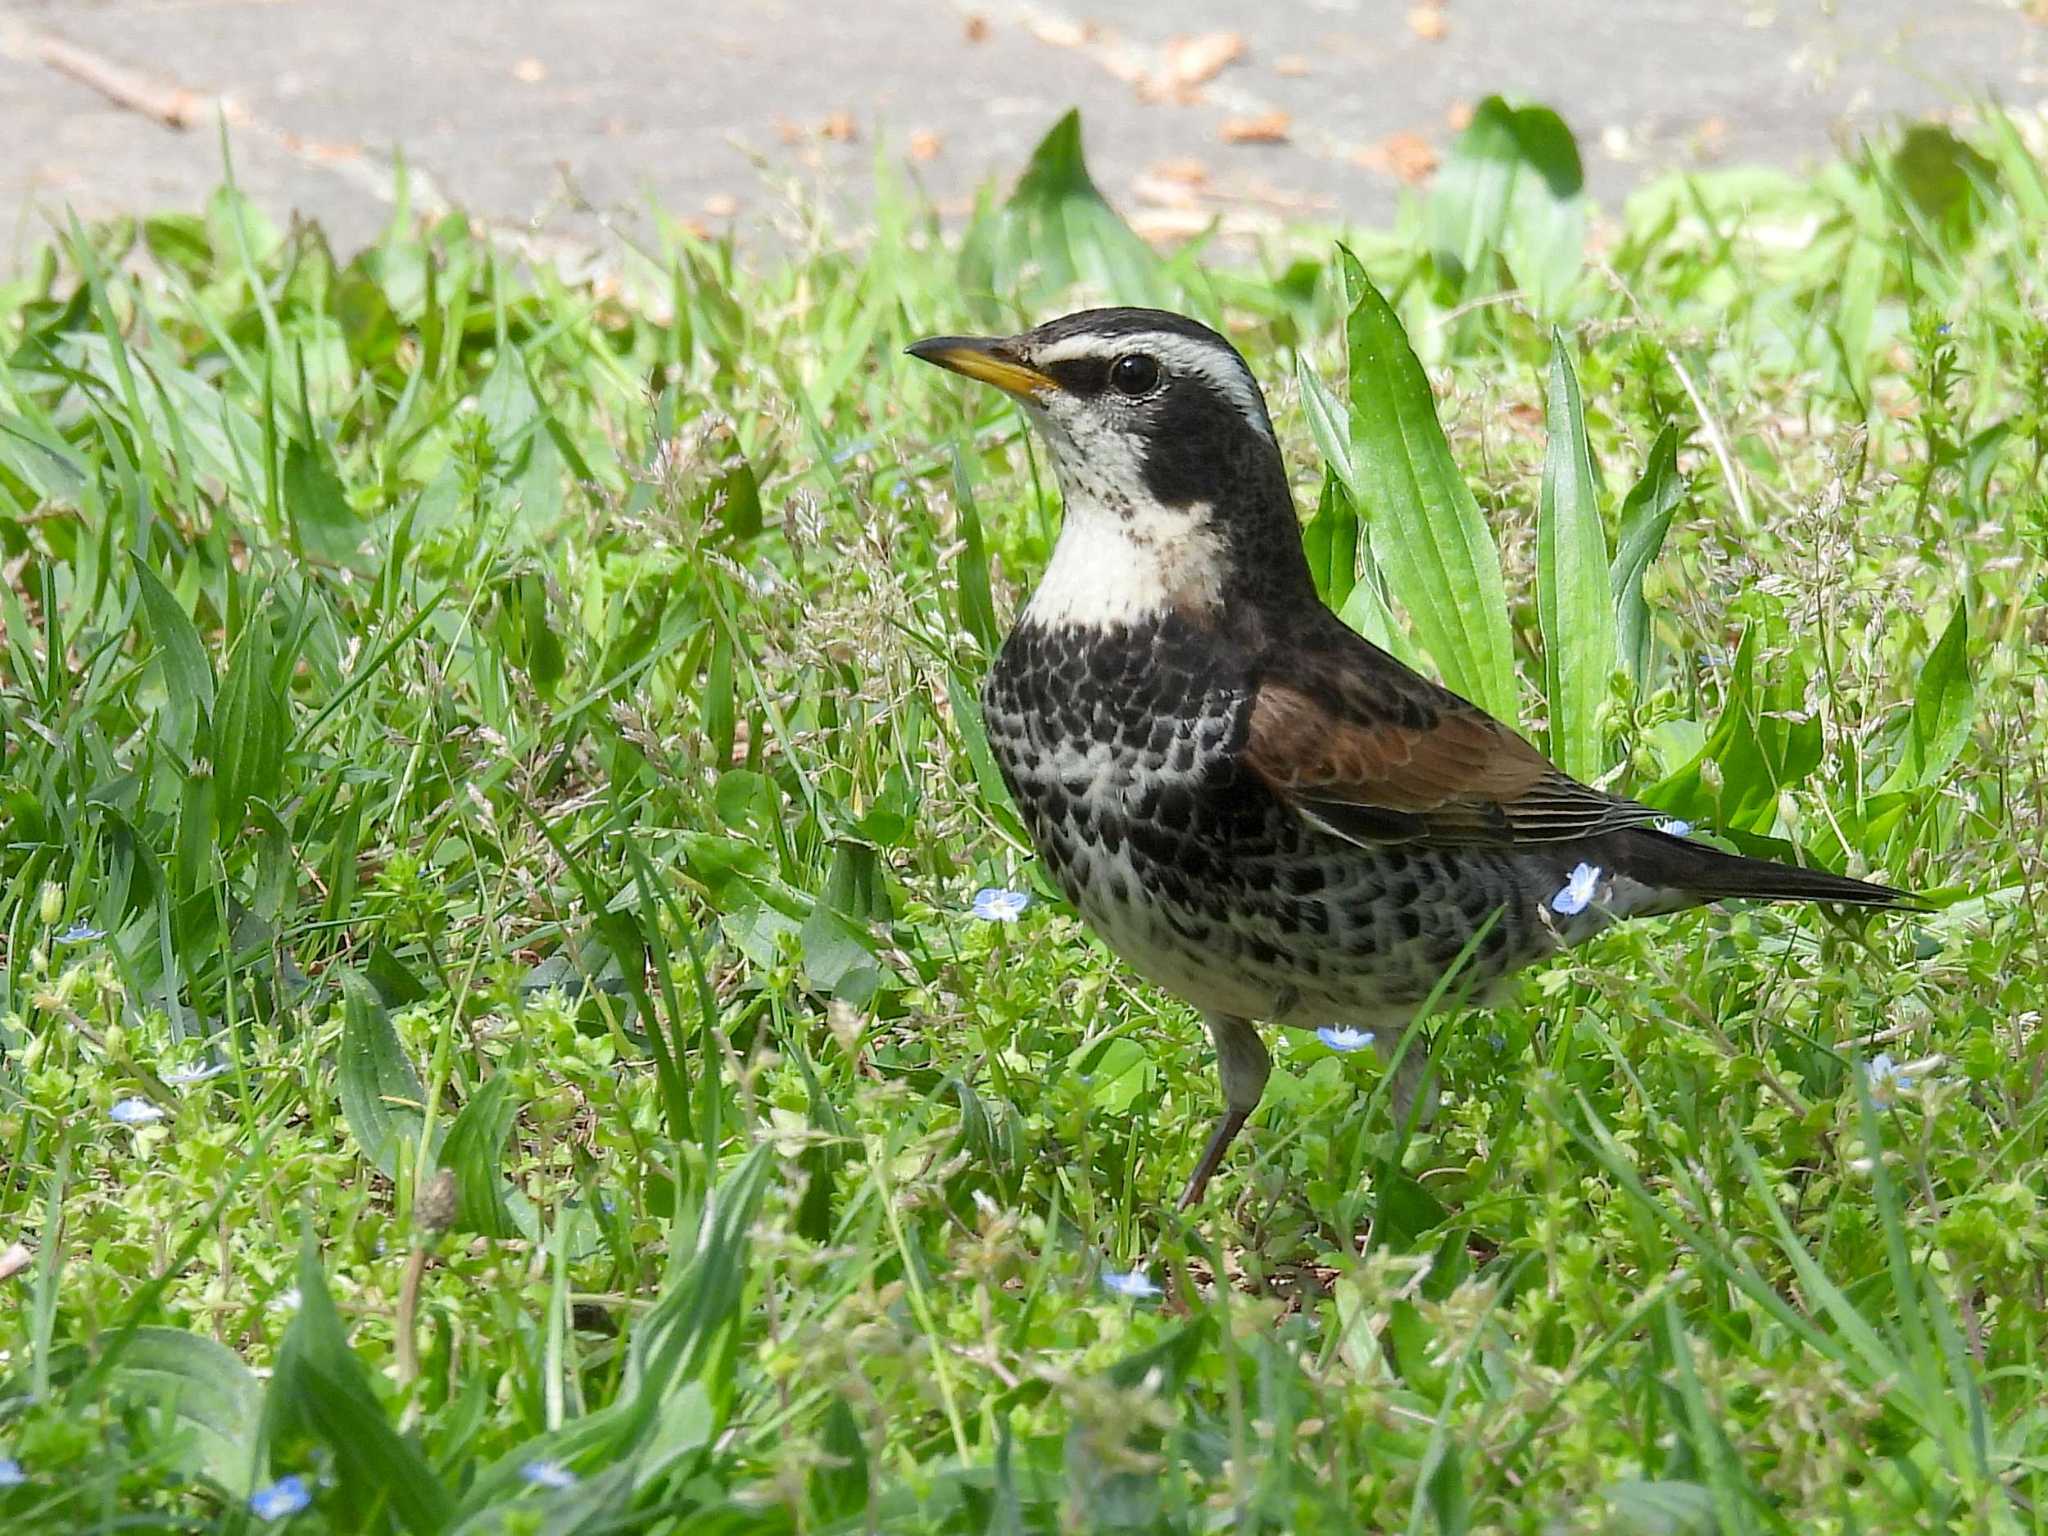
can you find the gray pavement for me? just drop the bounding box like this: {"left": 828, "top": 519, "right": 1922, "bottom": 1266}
{"left": 4, "top": 0, "right": 2046, "bottom": 271}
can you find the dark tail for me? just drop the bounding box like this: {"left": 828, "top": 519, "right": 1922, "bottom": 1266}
{"left": 1612, "top": 827, "right": 1923, "bottom": 910}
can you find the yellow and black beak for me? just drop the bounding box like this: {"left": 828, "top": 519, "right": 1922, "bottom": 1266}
{"left": 906, "top": 335, "right": 1055, "bottom": 399}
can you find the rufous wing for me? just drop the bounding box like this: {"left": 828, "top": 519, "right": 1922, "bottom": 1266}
{"left": 1243, "top": 676, "right": 1660, "bottom": 848}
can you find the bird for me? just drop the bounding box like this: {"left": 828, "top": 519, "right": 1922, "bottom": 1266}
{"left": 908, "top": 306, "right": 1916, "bottom": 1210}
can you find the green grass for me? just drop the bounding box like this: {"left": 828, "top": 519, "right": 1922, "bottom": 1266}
{"left": 1, "top": 102, "right": 2045, "bottom": 1533}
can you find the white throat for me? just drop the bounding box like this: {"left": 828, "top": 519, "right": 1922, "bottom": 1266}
{"left": 1023, "top": 498, "right": 1226, "bottom": 630}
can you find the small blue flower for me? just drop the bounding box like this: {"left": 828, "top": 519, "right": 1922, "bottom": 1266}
{"left": 521, "top": 1460, "right": 578, "bottom": 1490}
{"left": 971, "top": 887, "right": 1031, "bottom": 923}
{"left": 1866, "top": 1053, "right": 1914, "bottom": 1108}
{"left": 163, "top": 1061, "right": 228, "bottom": 1087}
{"left": 1656, "top": 817, "right": 1694, "bottom": 838}
{"left": 0, "top": 1456, "right": 24, "bottom": 1486}
{"left": 1102, "top": 1267, "right": 1162, "bottom": 1300}
{"left": 1316, "top": 1025, "right": 1376, "bottom": 1053}
{"left": 109, "top": 1098, "right": 165, "bottom": 1127}
{"left": 1551, "top": 863, "right": 1603, "bottom": 917}
{"left": 249, "top": 1475, "right": 312, "bottom": 1521}
{"left": 54, "top": 921, "right": 105, "bottom": 946}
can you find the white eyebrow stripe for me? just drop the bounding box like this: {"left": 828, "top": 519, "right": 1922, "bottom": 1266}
{"left": 1031, "top": 329, "right": 1276, "bottom": 444}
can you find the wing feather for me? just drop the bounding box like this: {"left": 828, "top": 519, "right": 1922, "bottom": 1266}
{"left": 1243, "top": 673, "right": 1658, "bottom": 849}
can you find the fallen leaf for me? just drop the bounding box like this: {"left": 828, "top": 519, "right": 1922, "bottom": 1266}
{"left": 1149, "top": 156, "right": 1211, "bottom": 186}
{"left": 1133, "top": 174, "right": 1202, "bottom": 209}
{"left": 1446, "top": 99, "right": 1474, "bottom": 132}
{"left": 964, "top": 12, "right": 991, "bottom": 42}
{"left": 512, "top": 56, "right": 548, "bottom": 84}
{"left": 1407, "top": 4, "right": 1448, "bottom": 41}
{"left": 0, "top": 1241, "right": 30, "bottom": 1282}
{"left": 1356, "top": 130, "right": 1438, "bottom": 185}
{"left": 821, "top": 110, "right": 859, "bottom": 143}
{"left": 1164, "top": 31, "right": 1245, "bottom": 90}
{"left": 703, "top": 193, "right": 739, "bottom": 219}
{"left": 1028, "top": 14, "right": 1093, "bottom": 49}
{"left": 909, "top": 129, "right": 943, "bottom": 162}
{"left": 1220, "top": 111, "right": 1291, "bottom": 146}
{"left": 1273, "top": 54, "right": 1311, "bottom": 78}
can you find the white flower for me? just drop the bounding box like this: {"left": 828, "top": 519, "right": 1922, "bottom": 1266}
{"left": 1657, "top": 817, "right": 1694, "bottom": 838}
{"left": 1102, "top": 1267, "right": 1162, "bottom": 1299}
{"left": 971, "top": 1189, "right": 1002, "bottom": 1219}
{"left": 54, "top": 921, "right": 105, "bottom": 946}
{"left": 1866, "top": 1053, "right": 1914, "bottom": 1108}
{"left": 164, "top": 1061, "right": 229, "bottom": 1087}
{"left": 971, "top": 887, "right": 1031, "bottom": 923}
{"left": 249, "top": 1475, "right": 311, "bottom": 1520}
{"left": 1316, "top": 1025, "right": 1376, "bottom": 1053}
{"left": 521, "top": 1460, "right": 578, "bottom": 1490}
{"left": 109, "top": 1098, "right": 165, "bottom": 1126}
{"left": 0, "top": 1457, "right": 24, "bottom": 1487}
{"left": 1550, "top": 862, "right": 1603, "bottom": 917}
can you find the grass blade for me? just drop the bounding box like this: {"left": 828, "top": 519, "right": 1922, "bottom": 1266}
{"left": 1536, "top": 330, "right": 1613, "bottom": 779}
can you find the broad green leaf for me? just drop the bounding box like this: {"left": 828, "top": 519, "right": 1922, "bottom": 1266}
{"left": 130, "top": 554, "right": 215, "bottom": 758}
{"left": 338, "top": 973, "right": 427, "bottom": 1181}
{"left": 109, "top": 1327, "right": 261, "bottom": 1491}
{"left": 1600, "top": 1479, "right": 1719, "bottom": 1535}
{"left": 1076, "top": 1037, "right": 1154, "bottom": 1115}
{"left": 1641, "top": 626, "right": 1821, "bottom": 833}
{"left": 691, "top": 459, "right": 762, "bottom": 543}
{"left": 1429, "top": 97, "right": 1586, "bottom": 315}
{"left": 961, "top": 109, "right": 1165, "bottom": 310}
{"left": 213, "top": 610, "right": 285, "bottom": 842}
{"left": 1336, "top": 250, "right": 1517, "bottom": 722}
{"left": 283, "top": 438, "right": 363, "bottom": 566}
{"left": 1885, "top": 606, "right": 1975, "bottom": 791}
{"left": 1891, "top": 123, "right": 1998, "bottom": 248}
{"left": 1295, "top": 355, "right": 1355, "bottom": 491}
{"left": 1610, "top": 426, "right": 1685, "bottom": 691}
{"left": 800, "top": 842, "right": 888, "bottom": 1003}
{"left": 264, "top": 1228, "right": 454, "bottom": 1533}
{"left": 438, "top": 1073, "right": 524, "bottom": 1240}
{"left": 1536, "top": 334, "right": 1611, "bottom": 780}
{"left": 1302, "top": 468, "right": 1360, "bottom": 610}
{"left": 449, "top": 1148, "right": 773, "bottom": 1523}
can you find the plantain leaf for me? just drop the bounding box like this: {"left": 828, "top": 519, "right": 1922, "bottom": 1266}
{"left": 438, "top": 1072, "right": 527, "bottom": 1240}
{"left": 1429, "top": 97, "right": 1586, "bottom": 315}
{"left": 130, "top": 554, "right": 215, "bottom": 758}
{"left": 338, "top": 972, "right": 426, "bottom": 1181}
{"left": 1610, "top": 426, "right": 1685, "bottom": 692}
{"left": 1536, "top": 332, "right": 1612, "bottom": 780}
{"left": 264, "top": 1227, "right": 455, "bottom": 1533}
{"left": 213, "top": 609, "right": 286, "bottom": 842}
{"left": 1302, "top": 467, "right": 1360, "bottom": 610}
{"left": 109, "top": 1328, "right": 261, "bottom": 1491}
{"left": 1884, "top": 605, "right": 1975, "bottom": 792}
{"left": 961, "top": 109, "right": 1166, "bottom": 311}
{"left": 1335, "top": 250, "right": 1517, "bottom": 722}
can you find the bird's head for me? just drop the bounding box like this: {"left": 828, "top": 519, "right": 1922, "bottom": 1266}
{"left": 909, "top": 307, "right": 1312, "bottom": 630}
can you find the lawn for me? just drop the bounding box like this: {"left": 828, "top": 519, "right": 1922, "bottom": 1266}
{"left": 0, "top": 103, "right": 2044, "bottom": 1533}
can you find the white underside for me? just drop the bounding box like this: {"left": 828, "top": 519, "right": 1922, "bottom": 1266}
{"left": 1022, "top": 501, "right": 1227, "bottom": 629}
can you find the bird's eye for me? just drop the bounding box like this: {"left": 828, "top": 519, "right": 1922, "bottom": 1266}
{"left": 1109, "top": 353, "right": 1162, "bottom": 396}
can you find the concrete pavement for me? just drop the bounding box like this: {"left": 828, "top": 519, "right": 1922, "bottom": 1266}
{"left": 3, "top": 0, "right": 2045, "bottom": 269}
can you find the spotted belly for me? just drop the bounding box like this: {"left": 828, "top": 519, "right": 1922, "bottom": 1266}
{"left": 1011, "top": 768, "right": 1564, "bottom": 1028}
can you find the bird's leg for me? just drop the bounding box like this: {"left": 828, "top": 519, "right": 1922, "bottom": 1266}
{"left": 1178, "top": 1013, "right": 1270, "bottom": 1209}
{"left": 1378, "top": 1021, "right": 1439, "bottom": 1134}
